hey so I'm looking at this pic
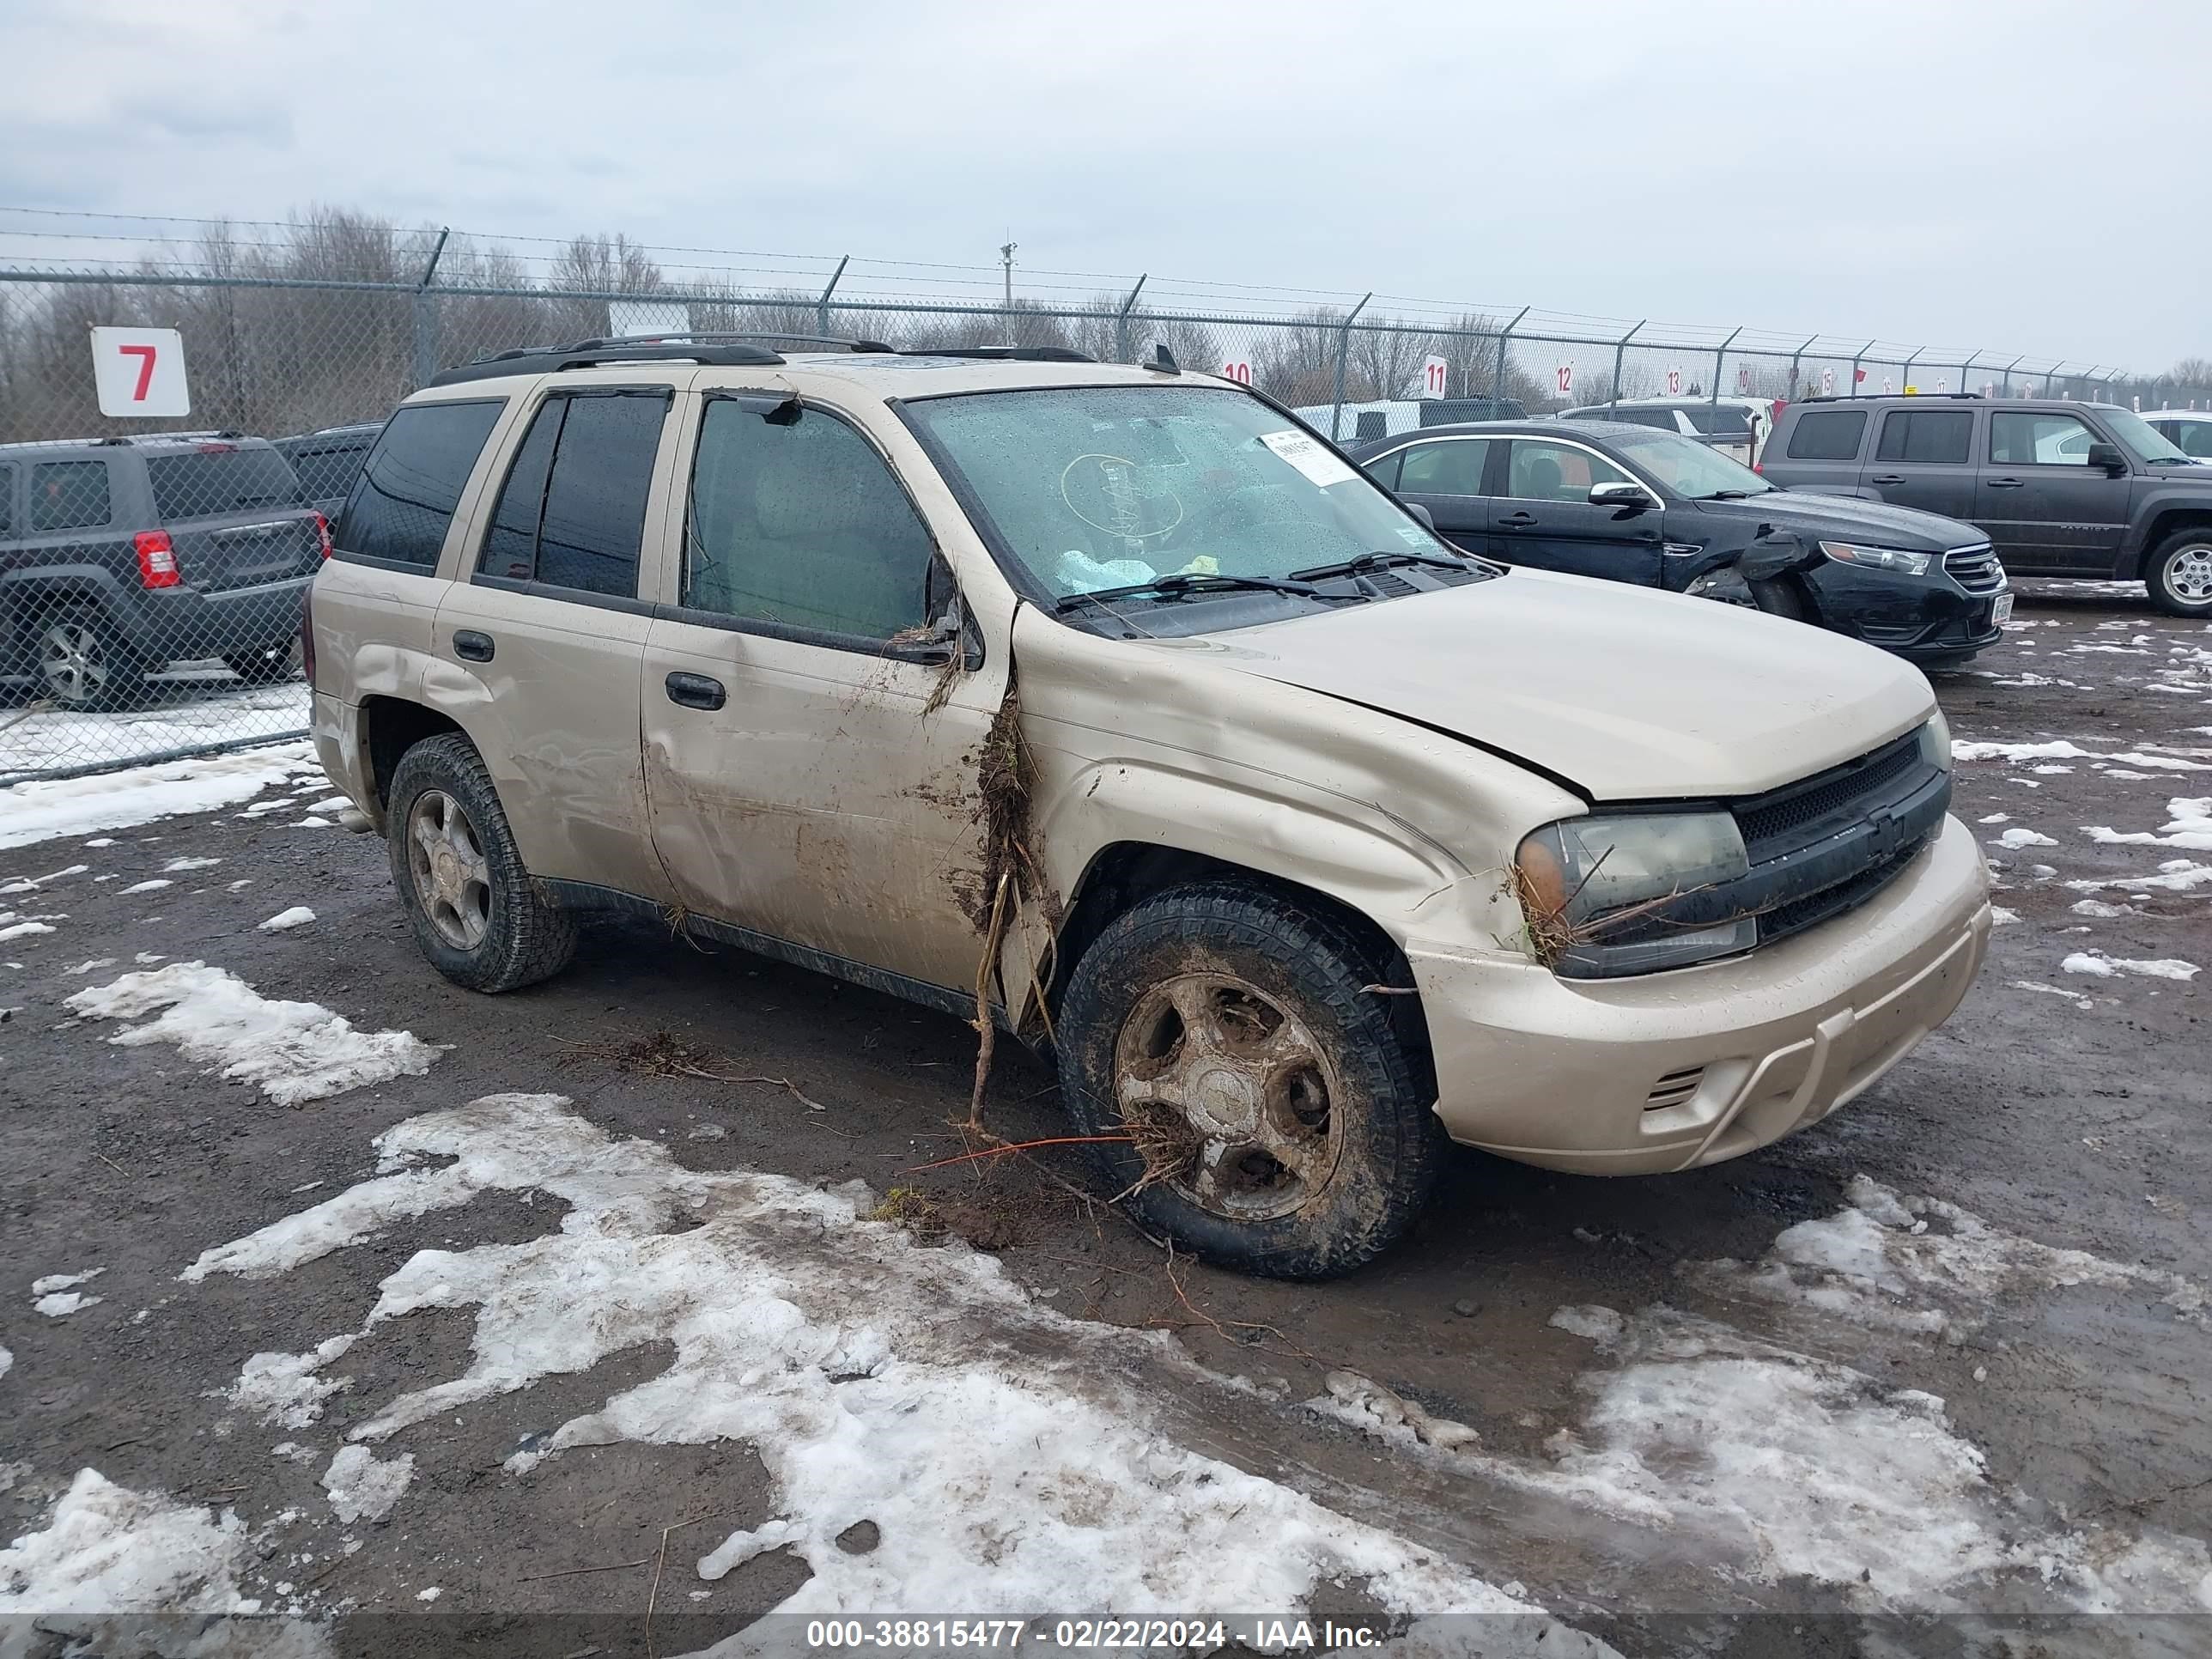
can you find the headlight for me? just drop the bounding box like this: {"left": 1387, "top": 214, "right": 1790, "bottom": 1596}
{"left": 1820, "top": 540, "right": 1932, "bottom": 576}
{"left": 1918, "top": 710, "right": 1950, "bottom": 770}
{"left": 1514, "top": 811, "right": 1754, "bottom": 979}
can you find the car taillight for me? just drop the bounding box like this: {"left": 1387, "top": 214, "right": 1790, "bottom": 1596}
{"left": 134, "top": 531, "right": 180, "bottom": 589}
{"left": 301, "top": 582, "right": 317, "bottom": 689}
{"left": 313, "top": 511, "right": 333, "bottom": 559}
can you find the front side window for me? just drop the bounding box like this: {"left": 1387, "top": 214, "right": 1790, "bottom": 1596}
{"left": 478, "top": 390, "right": 668, "bottom": 598}
{"left": 1396, "top": 439, "right": 1491, "bottom": 495}
{"left": 1504, "top": 441, "right": 1629, "bottom": 503}
{"left": 1786, "top": 410, "right": 1867, "bottom": 460}
{"left": 31, "top": 461, "right": 112, "bottom": 532}
{"left": 684, "top": 400, "right": 934, "bottom": 641}
{"left": 902, "top": 385, "right": 1461, "bottom": 616}
{"left": 2179, "top": 423, "right": 2212, "bottom": 459}
{"left": 338, "top": 399, "right": 502, "bottom": 569}
{"left": 1990, "top": 412, "right": 2096, "bottom": 466}
{"left": 1875, "top": 409, "right": 1973, "bottom": 465}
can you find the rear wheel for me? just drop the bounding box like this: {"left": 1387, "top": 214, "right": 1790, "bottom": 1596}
{"left": 1057, "top": 882, "right": 1444, "bottom": 1279}
{"left": 386, "top": 732, "right": 576, "bottom": 993}
{"left": 31, "top": 608, "right": 146, "bottom": 711}
{"left": 2146, "top": 533, "right": 2212, "bottom": 617}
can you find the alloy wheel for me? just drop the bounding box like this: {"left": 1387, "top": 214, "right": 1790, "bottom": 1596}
{"left": 38, "top": 622, "right": 108, "bottom": 705}
{"left": 407, "top": 789, "right": 492, "bottom": 950}
{"left": 2165, "top": 544, "right": 2212, "bottom": 606}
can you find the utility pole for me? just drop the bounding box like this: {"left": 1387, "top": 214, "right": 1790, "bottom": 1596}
{"left": 1000, "top": 238, "right": 1017, "bottom": 311}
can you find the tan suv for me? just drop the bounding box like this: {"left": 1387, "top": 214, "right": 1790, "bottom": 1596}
{"left": 308, "top": 336, "right": 1992, "bottom": 1278}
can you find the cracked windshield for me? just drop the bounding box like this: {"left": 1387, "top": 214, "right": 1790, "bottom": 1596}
{"left": 908, "top": 385, "right": 1462, "bottom": 607}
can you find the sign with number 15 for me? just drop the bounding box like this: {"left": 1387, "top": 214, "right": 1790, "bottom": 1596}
{"left": 91, "top": 326, "right": 191, "bottom": 417}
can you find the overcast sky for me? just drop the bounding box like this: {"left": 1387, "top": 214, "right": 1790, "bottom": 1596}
{"left": 2, "top": 0, "right": 2203, "bottom": 369}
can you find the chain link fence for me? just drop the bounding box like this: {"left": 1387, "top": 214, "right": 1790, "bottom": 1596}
{"left": 3, "top": 210, "right": 2205, "bottom": 785}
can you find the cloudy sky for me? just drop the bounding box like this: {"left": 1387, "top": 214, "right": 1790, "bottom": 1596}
{"left": 1, "top": 0, "right": 2203, "bottom": 369}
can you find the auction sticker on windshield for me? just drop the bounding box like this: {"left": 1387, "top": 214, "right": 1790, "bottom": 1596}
{"left": 1259, "top": 428, "right": 1358, "bottom": 488}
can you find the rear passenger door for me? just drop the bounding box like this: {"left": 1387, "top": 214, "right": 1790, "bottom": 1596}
{"left": 430, "top": 383, "right": 676, "bottom": 902}
{"left": 1771, "top": 406, "right": 1869, "bottom": 495}
{"left": 641, "top": 392, "right": 1005, "bottom": 993}
{"left": 1376, "top": 437, "right": 1493, "bottom": 554}
{"left": 1862, "top": 406, "right": 1978, "bottom": 522}
{"left": 1978, "top": 410, "right": 2133, "bottom": 574}
{"left": 1491, "top": 437, "right": 1663, "bottom": 585}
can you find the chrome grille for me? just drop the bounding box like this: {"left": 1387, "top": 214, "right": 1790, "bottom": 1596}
{"left": 1945, "top": 544, "right": 2006, "bottom": 594}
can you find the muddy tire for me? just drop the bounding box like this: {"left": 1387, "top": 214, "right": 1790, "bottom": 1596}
{"left": 1057, "top": 882, "right": 1444, "bottom": 1279}
{"left": 386, "top": 732, "right": 576, "bottom": 993}
{"left": 2145, "top": 532, "right": 2212, "bottom": 617}
{"left": 29, "top": 606, "right": 147, "bottom": 712}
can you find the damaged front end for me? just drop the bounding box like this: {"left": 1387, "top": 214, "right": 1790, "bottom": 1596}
{"left": 1680, "top": 526, "right": 1823, "bottom": 610}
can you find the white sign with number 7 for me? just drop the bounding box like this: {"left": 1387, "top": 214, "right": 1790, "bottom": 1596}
{"left": 91, "top": 326, "right": 191, "bottom": 417}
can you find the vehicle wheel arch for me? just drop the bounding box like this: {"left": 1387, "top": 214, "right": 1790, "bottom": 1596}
{"left": 2132, "top": 508, "right": 2212, "bottom": 579}
{"left": 1047, "top": 841, "right": 1435, "bottom": 1096}
{"left": 361, "top": 695, "right": 468, "bottom": 823}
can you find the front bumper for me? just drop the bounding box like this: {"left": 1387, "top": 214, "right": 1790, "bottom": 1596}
{"left": 1411, "top": 812, "right": 1990, "bottom": 1175}
{"left": 1808, "top": 565, "right": 2008, "bottom": 666}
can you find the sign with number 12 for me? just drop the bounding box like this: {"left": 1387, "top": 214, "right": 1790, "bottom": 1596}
{"left": 91, "top": 326, "right": 191, "bottom": 417}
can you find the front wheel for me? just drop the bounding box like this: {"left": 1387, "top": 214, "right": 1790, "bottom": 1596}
{"left": 2146, "top": 533, "right": 2212, "bottom": 617}
{"left": 1057, "top": 882, "right": 1444, "bottom": 1279}
{"left": 385, "top": 732, "right": 576, "bottom": 993}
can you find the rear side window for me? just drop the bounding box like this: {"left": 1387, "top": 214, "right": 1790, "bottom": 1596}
{"left": 683, "top": 399, "right": 933, "bottom": 641}
{"left": 1784, "top": 410, "right": 1868, "bottom": 461}
{"left": 477, "top": 390, "right": 668, "bottom": 598}
{"left": 2180, "top": 423, "right": 2212, "bottom": 459}
{"left": 1361, "top": 451, "right": 1402, "bottom": 489}
{"left": 31, "top": 461, "right": 112, "bottom": 532}
{"left": 289, "top": 441, "right": 373, "bottom": 501}
{"left": 1680, "top": 406, "right": 1751, "bottom": 437}
{"left": 338, "top": 400, "right": 503, "bottom": 569}
{"left": 146, "top": 447, "right": 305, "bottom": 520}
{"left": 1396, "top": 440, "right": 1492, "bottom": 495}
{"left": 1875, "top": 409, "right": 1972, "bottom": 465}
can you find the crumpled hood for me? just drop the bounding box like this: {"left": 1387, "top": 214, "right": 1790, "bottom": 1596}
{"left": 1702, "top": 490, "right": 1982, "bottom": 549}
{"left": 1165, "top": 568, "right": 1935, "bottom": 799}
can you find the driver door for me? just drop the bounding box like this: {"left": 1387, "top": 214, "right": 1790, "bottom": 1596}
{"left": 641, "top": 391, "right": 1005, "bottom": 994}
{"left": 1490, "top": 438, "right": 1664, "bottom": 584}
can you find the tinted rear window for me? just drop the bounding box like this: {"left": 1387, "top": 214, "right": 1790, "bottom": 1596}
{"left": 31, "top": 461, "right": 112, "bottom": 532}
{"left": 147, "top": 447, "right": 305, "bottom": 520}
{"left": 477, "top": 390, "right": 667, "bottom": 598}
{"left": 337, "top": 400, "right": 504, "bottom": 569}
{"left": 1680, "top": 406, "right": 1752, "bottom": 437}
{"left": 1875, "top": 409, "right": 1973, "bottom": 465}
{"left": 1785, "top": 410, "right": 1868, "bottom": 461}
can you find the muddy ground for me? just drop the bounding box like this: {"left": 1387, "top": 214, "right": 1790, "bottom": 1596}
{"left": 3, "top": 585, "right": 2209, "bottom": 1656}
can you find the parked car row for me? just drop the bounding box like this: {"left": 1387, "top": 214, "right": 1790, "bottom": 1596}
{"left": 0, "top": 422, "right": 377, "bottom": 708}
{"left": 310, "top": 336, "right": 1991, "bottom": 1279}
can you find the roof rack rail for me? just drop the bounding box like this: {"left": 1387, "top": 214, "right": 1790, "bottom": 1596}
{"left": 572, "top": 330, "right": 897, "bottom": 354}
{"left": 902, "top": 345, "right": 1097, "bottom": 363}
{"left": 1798, "top": 391, "right": 1984, "bottom": 404}
{"left": 428, "top": 338, "right": 788, "bottom": 387}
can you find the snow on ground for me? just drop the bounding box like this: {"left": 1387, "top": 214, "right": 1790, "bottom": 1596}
{"left": 1990, "top": 828, "right": 2058, "bottom": 849}
{"left": 256, "top": 907, "right": 315, "bottom": 933}
{"left": 64, "top": 963, "right": 440, "bottom": 1107}
{"left": 118, "top": 879, "right": 171, "bottom": 896}
{"left": 0, "top": 741, "right": 319, "bottom": 851}
{"left": 2084, "top": 797, "right": 2212, "bottom": 853}
{"left": 2062, "top": 952, "right": 2200, "bottom": 981}
{"left": 2066, "top": 860, "right": 2212, "bottom": 896}
{"left": 0, "top": 680, "right": 307, "bottom": 780}
{"left": 0, "top": 1342, "right": 10, "bottom": 1381}
{"left": 31, "top": 1268, "right": 106, "bottom": 1318}
{"left": 318, "top": 1444, "right": 413, "bottom": 1525}
{"left": 179, "top": 1092, "right": 1588, "bottom": 1640}
{"left": 218, "top": 1337, "right": 358, "bottom": 1430}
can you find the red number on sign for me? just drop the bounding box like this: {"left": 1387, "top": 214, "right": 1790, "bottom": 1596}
{"left": 120, "top": 343, "right": 158, "bottom": 401}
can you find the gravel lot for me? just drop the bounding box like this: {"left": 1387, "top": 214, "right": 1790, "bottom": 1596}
{"left": 2, "top": 586, "right": 2208, "bottom": 1656}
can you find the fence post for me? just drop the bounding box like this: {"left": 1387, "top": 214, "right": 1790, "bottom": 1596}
{"left": 1960, "top": 350, "right": 1981, "bottom": 395}
{"left": 1608, "top": 320, "right": 1644, "bottom": 410}
{"left": 816, "top": 254, "right": 849, "bottom": 337}
{"left": 1711, "top": 325, "right": 1741, "bottom": 404}
{"left": 1115, "top": 274, "right": 1147, "bottom": 363}
{"left": 1493, "top": 305, "right": 1528, "bottom": 403}
{"left": 2003, "top": 354, "right": 2025, "bottom": 397}
{"left": 1788, "top": 333, "right": 1817, "bottom": 399}
{"left": 1849, "top": 339, "right": 1875, "bottom": 398}
{"left": 410, "top": 225, "right": 450, "bottom": 389}
{"left": 1329, "top": 292, "right": 1371, "bottom": 441}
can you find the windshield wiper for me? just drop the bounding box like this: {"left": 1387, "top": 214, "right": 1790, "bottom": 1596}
{"left": 1288, "top": 550, "right": 1469, "bottom": 581}
{"left": 1698, "top": 488, "right": 1761, "bottom": 500}
{"left": 1052, "top": 572, "right": 1346, "bottom": 613}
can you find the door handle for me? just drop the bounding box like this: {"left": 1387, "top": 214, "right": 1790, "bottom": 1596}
{"left": 1984, "top": 477, "right": 2024, "bottom": 489}
{"left": 1497, "top": 512, "right": 1538, "bottom": 527}
{"left": 664, "top": 671, "right": 726, "bottom": 711}
{"left": 453, "top": 629, "right": 494, "bottom": 662}
{"left": 1869, "top": 474, "right": 1906, "bottom": 486}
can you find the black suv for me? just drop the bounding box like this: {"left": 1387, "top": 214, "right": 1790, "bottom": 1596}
{"left": 1760, "top": 395, "right": 2212, "bottom": 616}
{"left": 0, "top": 433, "right": 329, "bottom": 708}
{"left": 1348, "top": 419, "right": 2008, "bottom": 670}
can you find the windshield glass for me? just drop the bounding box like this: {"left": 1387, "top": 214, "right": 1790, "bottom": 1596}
{"left": 903, "top": 386, "right": 1460, "bottom": 605}
{"left": 2096, "top": 406, "right": 2189, "bottom": 466}
{"left": 1604, "top": 428, "right": 1775, "bottom": 497}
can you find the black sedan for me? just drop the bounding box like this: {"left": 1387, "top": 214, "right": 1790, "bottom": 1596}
{"left": 1346, "top": 420, "right": 2011, "bottom": 670}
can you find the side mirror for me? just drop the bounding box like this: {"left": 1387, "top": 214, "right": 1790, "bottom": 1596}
{"left": 1589, "top": 481, "right": 1658, "bottom": 511}
{"left": 2085, "top": 441, "right": 2128, "bottom": 474}
{"left": 1403, "top": 501, "right": 1436, "bottom": 531}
